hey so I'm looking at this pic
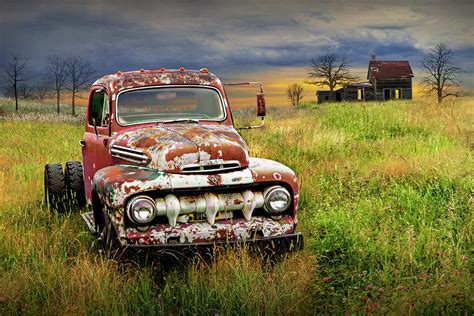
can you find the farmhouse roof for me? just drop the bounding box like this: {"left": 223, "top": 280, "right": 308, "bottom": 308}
{"left": 367, "top": 60, "right": 414, "bottom": 79}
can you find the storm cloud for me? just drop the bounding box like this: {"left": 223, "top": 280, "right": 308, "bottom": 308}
{"left": 0, "top": 0, "right": 473, "bottom": 85}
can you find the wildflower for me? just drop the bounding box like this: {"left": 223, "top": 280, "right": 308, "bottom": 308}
{"left": 378, "top": 287, "right": 384, "bottom": 292}
{"left": 322, "top": 276, "right": 332, "bottom": 283}
{"left": 453, "top": 268, "right": 460, "bottom": 275}
{"left": 366, "top": 284, "right": 374, "bottom": 290}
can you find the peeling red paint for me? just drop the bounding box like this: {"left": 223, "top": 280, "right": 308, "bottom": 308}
{"left": 234, "top": 199, "right": 243, "bottom": 205}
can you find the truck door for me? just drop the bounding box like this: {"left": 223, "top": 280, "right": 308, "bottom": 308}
{"left": 82, "top": 87, "right": 111, "bottom": 203}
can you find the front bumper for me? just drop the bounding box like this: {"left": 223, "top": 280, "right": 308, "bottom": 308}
{"left": 125, "top": 215, "right": 297, "bottom": 245}
{"left": 81, "top": 212, "right": 303, "bottom": 253}
{"left": 124, "top": 233, "right": 304, "bottom": 256}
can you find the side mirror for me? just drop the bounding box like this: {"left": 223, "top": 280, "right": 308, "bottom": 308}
{"left": 257, "top": 93, "right": 266, "bottom": 117}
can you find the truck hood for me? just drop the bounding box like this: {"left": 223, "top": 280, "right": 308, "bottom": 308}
{"left": 109, "top": 124, "right": 250, "bottom": 173}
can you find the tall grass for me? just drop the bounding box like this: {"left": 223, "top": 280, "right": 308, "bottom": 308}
{"left": 0, "top": 97, "right": 472, "bottom": 314}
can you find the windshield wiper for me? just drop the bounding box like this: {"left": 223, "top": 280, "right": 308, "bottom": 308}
{"left": 160, "top": 119, "right": 200, "bottom": 124}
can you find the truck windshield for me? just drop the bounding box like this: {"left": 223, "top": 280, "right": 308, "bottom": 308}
{"left": 116, "top": 87, "right": 225, "bottom": 125}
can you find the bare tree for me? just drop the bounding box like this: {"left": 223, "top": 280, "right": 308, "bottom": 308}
{"left": 421, "top": 43, "right": 462, "bottom": 103}
{"left": 287, "top": 83, "right": 304, "bottom": 107}
{"left": 2, "top": 53, "right": 28, "bottom": 111}
{"left": 45, "top": 55, "right": 67, "bottom": 113}
{"left": 18, "top": 83, "right": 33, "bottom": 99}
{"left": 63, "top": 56, "right": 95, "bottom": 115}
{"left": 33, "top": 80, "right": 52, "bottom": 101}
{"left": 308, "top": 53, "right": 356, "bottom": 91}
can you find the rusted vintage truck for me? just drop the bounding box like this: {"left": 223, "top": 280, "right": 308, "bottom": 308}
{"left": 44, "top": 67, "right": 303, "bottom": 253}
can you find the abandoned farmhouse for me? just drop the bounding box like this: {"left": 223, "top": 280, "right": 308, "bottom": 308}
{"left": 316, "top": 55, "right": 414, "bottom": 103}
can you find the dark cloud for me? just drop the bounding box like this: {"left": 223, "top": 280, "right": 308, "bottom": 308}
{"left": 362, "top": 24, "right": 412, "bottom": 30}
{"left": 0, "top": 0, "right": 472, "bottom": 86}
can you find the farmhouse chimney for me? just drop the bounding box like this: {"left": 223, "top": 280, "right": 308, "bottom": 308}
{"left": 371, "top": 54, "right": 376, "bottom": 60}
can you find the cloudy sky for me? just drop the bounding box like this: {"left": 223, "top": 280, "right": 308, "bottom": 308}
{"left": 1, "top": 0, "right": 473, "bottom": 105}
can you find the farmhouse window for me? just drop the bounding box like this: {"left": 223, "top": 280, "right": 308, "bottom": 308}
{"left": 395, "top": 89, "right": 401, "bottom": 99}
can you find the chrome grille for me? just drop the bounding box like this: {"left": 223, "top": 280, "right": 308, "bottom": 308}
{"left": 180, "top": 160, "right": 241, "bottom": 173}
{"left": 111, "top": 145, "right": 149, "bottom": 164}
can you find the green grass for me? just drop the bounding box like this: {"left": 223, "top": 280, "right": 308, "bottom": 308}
{"left": 0, "top": 97, "right": 473, "bottom": 314}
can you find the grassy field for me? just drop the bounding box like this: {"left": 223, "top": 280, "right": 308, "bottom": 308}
{"left": 0, "top": 97, "right": 472, "bottom": 314}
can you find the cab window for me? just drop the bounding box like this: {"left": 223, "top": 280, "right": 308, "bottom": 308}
{"left": 89, "top": 89, "right": 109, "bottom": 126}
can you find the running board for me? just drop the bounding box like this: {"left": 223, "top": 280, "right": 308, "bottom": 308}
{"left": 81, "top": 212, "right": 96, "bottom": 234}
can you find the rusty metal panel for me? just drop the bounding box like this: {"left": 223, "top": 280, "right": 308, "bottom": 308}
{"left": 109, "top": 124, "right": 250, "bottom": 173}
{"left": 123, "top": 215, "right": 296, "bottom": 245}
{"left": 93, "top": 165, "right": 172, "bottom": 208}
{"left": 93, "top": 69, "right": 225, "bottom": 97}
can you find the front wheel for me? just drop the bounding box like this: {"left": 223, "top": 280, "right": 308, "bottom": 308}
{"left": 96, "top": 208, "right": 119, "bottom": 257}
{"left": 44, "top": 163, "right": 67, "bottom": 213}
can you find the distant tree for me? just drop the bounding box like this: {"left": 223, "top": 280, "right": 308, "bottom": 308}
{"left": 287, "top": 83, "right": 304, "bottom": 107}
{"left": 33, "top": 80, "right": 52, "bottom": 101}
{"left": 45, "top": 55, "right": 67, "bottom": 113}
{"left": 63, "top": 56, "right": 95, "bottom": 115}
{"left": 18, "top": 83, "right": 33, "bottom": 99}
{"left": 308, "top": 53, "right": 356, "bottom": 91}
{"left": 421, "top": 43, "right": 462, "bottom": 103}
{"left": 2, "top": 53, "right": 28, "bottom": 111}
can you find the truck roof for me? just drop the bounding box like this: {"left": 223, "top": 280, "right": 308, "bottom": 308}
{"left": 92, "top": 68, "right": 223, "bottom": 94}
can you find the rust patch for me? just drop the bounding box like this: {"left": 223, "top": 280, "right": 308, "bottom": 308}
{"left": 123, "top": 215, "right": 296, "bottom": 245}
{"left": 124, "top": 184, "right": 141, "bottom": 195}
{"left": 207, "top": 174, "right": 223, "bottom": 186}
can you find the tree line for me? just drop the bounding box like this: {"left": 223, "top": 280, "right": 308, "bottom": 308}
{"left": 1, "top": 54, "right": 96, "bottom": 114}
{"left": 287, "top": 42, "right": 462, "bottom": 106}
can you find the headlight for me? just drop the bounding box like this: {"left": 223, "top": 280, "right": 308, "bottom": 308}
{"left": 263, "top": 186, "right": 291, "bottom": 214}
{"left": 126, "top": 195, "right": 156, "bottom": 225}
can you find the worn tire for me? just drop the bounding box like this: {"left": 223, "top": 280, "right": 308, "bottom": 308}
{"left": 98, "top": 209, "right": 119, "bottom": 257}
{"left": 44, "top": 163, "right": 67, "bottom": 213}
{"left": 65, "top": 161, "right": 86, "bottom": 210}
{"left": 92, "top": 191, "right": 119, "bottom": 256}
